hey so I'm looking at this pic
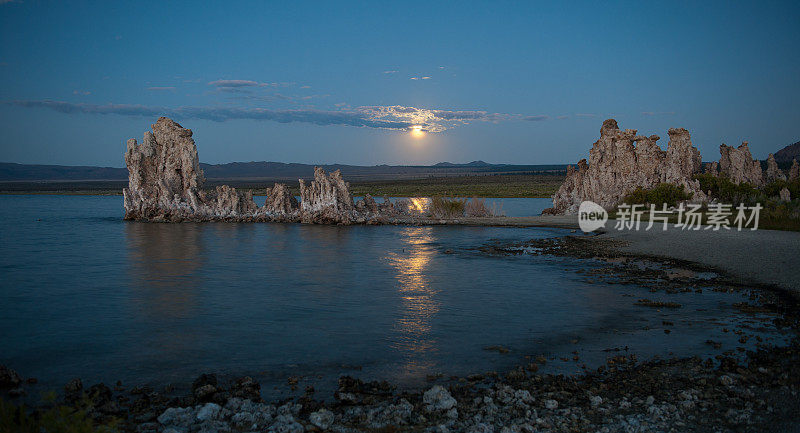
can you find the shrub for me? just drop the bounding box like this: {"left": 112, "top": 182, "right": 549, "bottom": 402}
{"left": 694, "top": 174, "right": 763, "bottom": 205}
{"left": 622, "top": 183, "right": 692, "bottom": 207}
{"left": 428, "top": 196, "right": 466, "bottom": 218}
{"left": 465, "top": 197, "right": 490, "bottom": 217}
{"left": 763, "top": 178, "right": 800, "bottom": 200}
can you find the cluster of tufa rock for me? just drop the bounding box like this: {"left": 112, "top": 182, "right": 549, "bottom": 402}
{"left": 546, "top": 119, "right": 798, "bottom": 214}
{"left": 545, "top": 119, "right": 706, "bottom": 214}
{"left": 123, "top": 117, "right": 404, "bottom": 224}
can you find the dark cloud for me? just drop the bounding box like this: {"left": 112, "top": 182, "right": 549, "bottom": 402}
{"left": 6, "top": 100, "right": 544, "bottom": 133}
{"left": 4, "top": 100, "right": 412, "bottom": 130}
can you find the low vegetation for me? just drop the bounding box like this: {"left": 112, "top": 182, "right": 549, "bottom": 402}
{"left": 612, "top": 175, "right": 800, "bottom": 231}
{"left": 623, "top": 183, "right": 692, "bottom": 207}
{"left": 428, "top": 197, "right": 467, "bottom": 218}
{"left": 0, "top": 174, "right": 565, "bottom": 198}
{"left": 346, "top": 174, "right": 563, "bottom": 198}
{"left": 0, "top": 396, "right": 118, "bottom": 433}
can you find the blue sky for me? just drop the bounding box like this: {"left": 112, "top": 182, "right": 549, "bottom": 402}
{"left": 1, "top": 0, "right": 799, "bottom": 167}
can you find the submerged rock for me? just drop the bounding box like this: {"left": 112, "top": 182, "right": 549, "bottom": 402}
{"left": 0, "top": 365, "right": 21, "bottom": 389}
{"left": 545, "top": 119, "right": 705, "bottom": 214}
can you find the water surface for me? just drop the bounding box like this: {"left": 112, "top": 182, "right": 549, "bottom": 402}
{"left": 0, "top": 195, "right": 785, "bottom": 398}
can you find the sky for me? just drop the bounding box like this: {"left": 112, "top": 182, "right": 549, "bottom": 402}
{"left": 1, "top": 0, "right": 799, "bottom": 167}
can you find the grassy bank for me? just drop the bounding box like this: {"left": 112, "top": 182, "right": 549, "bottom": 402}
{"left": 0, "top": 174, "right": 564, "bottom": 198}
{"left": 348, "top": 174, "right": 563, "bottom": 198}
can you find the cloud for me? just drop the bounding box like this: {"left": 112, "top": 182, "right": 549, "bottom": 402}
{"left": 360, "top": 105, "right": 509, "bottom": 132}
{"left": 575, "top": 113, "right": 597, "bottom": 118}
{"left": 72, "top": 90, "right": 91, "bottom": 96}
{"left": 3, "top": 100, "right": 410, "bottom": 130}
{"left": 523, "top": 115, "right": 548, "bottom": 122}
{"left": 383, "top": 70, "right": 398, "bottom": 74}
{"left": 208, "top": 80, "right": 261, "bottom": 88}
{"left": 421, "top": 76, "right": 431, "bottom": 80}
{"left": 147, "top": 86, "right": 176, "bottom": 91}
{"left": 6, "top": 100, "right": 531, "bottom": 133}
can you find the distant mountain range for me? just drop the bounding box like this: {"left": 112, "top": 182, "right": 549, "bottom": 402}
{"left": 775, "top": 141, "right": 800, "bottom": 163}
{"left": 0, "top": 161, "right": 568, "bottom": 182}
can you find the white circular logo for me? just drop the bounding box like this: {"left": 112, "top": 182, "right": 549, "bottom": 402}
{"left": 578, "top": 201, "right": 608, "bottom": 233}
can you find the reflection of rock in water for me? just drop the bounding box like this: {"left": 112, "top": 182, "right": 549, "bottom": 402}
{"left": 125, "top": 223, "right": 205, "bottom": 354}
{"left": 386, "top": 227, "right": 440, "bottom": 379}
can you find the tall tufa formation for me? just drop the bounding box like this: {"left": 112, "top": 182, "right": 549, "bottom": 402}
{"left": 123, "top": 117, "right": 257, "bottom": 221}
{"left": 789, "top": 159, "right": 800, "bottom": 182}
{"left": 545, "top": 119, "right": 705, "bottom": 214}
{"left": 299, "top": 167, "right": 358, "bottom": 224}
{"left": 764, "top": 153, "right": 787, "bottom": 183}
{"left": 717, "top": 142, "right": 764, "bottom": 186}
{"left": 263, "top": 183, "right": 299, "bottom": 220}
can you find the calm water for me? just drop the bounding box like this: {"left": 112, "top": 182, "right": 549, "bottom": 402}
{"left": 0, "top": 195, "right": 784, "bottom": 398}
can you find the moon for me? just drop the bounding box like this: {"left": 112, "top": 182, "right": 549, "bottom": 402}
{"left": 410, "top": 125, "right": 426, "bottom": 139}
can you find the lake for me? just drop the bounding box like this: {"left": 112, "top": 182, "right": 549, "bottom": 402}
{"left": 0, "top": 195, "right": 785, "bottom": 399}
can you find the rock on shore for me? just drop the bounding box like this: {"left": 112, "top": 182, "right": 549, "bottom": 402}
{"left": 545, "top": 119, "right": 705, "bottom": 214}
{"left": 545, "top": 120, "right": 795, "bottom": 214}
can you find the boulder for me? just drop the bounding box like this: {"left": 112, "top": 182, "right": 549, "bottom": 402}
{"left": 309, "top": 408, "right": 335, "bottom": 430}
{"left": 423, "top": 385, "right": 457, "bottom": 412}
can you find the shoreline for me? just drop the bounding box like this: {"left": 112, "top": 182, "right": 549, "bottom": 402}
{"left": 3, "top": 231, "right": 799, "bottom": 432}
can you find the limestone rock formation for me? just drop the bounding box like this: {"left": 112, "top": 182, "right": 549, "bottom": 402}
{"left": 299, "top": 167, "right": 360, "bottom": 224}
{"left": 123, "top": 117, "right": 257, "bottom": 221}
{"left": 706, "top": 161, "right": 719, "bottom": 176}
{"left": 790, "top": 159, "right": 800, "bottom": 182}
{"left": 717, "top": 142, "right": 764, "bottom": 186}
{"left": 545, "top": 119, "right": 705, "bottom": 214}
{"left": 764, "top": 154, "right": 786, "bottom": 183}
{"left": 124, "top": 117, "right": 496, "bottom": 224}
{"left": 263, "top": 183, "right": 299, "bottom": 219}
